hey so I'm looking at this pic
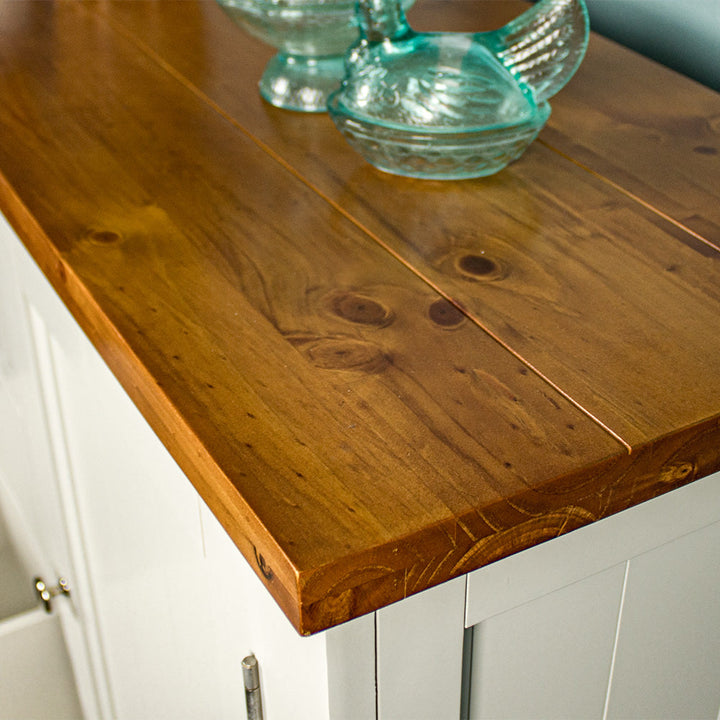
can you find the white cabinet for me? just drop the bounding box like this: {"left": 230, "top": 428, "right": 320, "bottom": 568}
{"left": 607, "top": 521, "right": 720, "bottom": 719}
{"left": 372, "top": 489, "right": 720, "bottom": 720}
{"left": 2, "top": 211, "right": 720, "bottom": 719}
{"left": 467, "top": 563, "right": 626, "bottom": 718}
{"left": 461, "top": 497, "right": 720, "bottom": 720}
{"left": 0, "top": 610, "right": 84, "bottom": 719}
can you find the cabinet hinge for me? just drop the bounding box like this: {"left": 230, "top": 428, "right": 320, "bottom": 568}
{"left": 34, "top": 576, "right": 71, "bottom": 613}
{"left": 242, "top": 654, "right": 264, "bottom": 720}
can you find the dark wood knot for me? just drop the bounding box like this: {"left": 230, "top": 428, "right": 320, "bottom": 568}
{"left": 659, "top": 461, "right": 696, "bottom": 484}
{"left": 428, "top": 298, "right": 465, "bottom": 327}
{"left": 329, "top": 291, "right": 394, "bottom": 327}
{"left": 693, "top": 145, "right": 717, "bottom": 155}
{"left": 303, "top": 336, "right": 389, "bottom": 373}
{"left": 87, "top": 229, "right": 122, "bottom": 245}
{"left": 457, "top": 253, "right": 499, "bottom": 278}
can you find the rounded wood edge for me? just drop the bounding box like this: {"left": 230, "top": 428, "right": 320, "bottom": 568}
{"left": 295, "top": 418, "right": 720, "bottom": 633}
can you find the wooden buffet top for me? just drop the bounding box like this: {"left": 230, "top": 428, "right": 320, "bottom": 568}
{"left": 1, "top": 0, "right": 719, "bottom": 635}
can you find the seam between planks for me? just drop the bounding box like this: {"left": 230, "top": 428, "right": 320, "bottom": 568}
{"left": 536, "top": 139, "right": 720, "bottom": 257}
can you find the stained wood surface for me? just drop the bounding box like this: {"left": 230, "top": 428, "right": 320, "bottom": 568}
{"left": 1, "top": 0, "right": 719, "bottom": 633}
{"left": 99, "top": 0, "right": 720, "bottom": 447}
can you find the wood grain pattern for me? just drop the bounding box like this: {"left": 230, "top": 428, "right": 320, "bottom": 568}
{"left": 1, "top": 0, "right": 719, "bottom": 633}
{"left": 99, "top": 0, "right": 720, "bottom": 446}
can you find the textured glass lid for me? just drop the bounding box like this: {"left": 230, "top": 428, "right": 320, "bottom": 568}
{"left": 334, "top": 34, "right": 542, "bottom": 133}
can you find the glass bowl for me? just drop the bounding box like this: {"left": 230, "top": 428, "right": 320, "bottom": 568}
{"left": 216, "top": 0, "right": 414, "bottom": 112}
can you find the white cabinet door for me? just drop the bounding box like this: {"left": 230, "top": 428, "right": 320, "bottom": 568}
{"left": 0, "top": 214, "right": 110, "bottom": 719}
{"left": 606, "top": 520, "right": 720, "bottom": 719}
{"left": 467, "top": 563, "right": 626, "bottom": 719}
{"left": 0, "top": 609, "right": 84, "bottom": 719}
{"left": 0, "top": 216, "right": 71, "bottom": 586}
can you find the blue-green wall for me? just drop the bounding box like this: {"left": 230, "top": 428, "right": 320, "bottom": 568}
{"left": 584, "top": 0, "right": 719, "bottom": 91}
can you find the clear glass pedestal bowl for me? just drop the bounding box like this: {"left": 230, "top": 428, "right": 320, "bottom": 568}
{"left": 215, "top": 0, "right": 414, "bottom": 112}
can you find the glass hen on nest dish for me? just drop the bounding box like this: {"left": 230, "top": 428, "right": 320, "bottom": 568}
{"left": 327, "top": 0, "right": 590, "bottom": 178}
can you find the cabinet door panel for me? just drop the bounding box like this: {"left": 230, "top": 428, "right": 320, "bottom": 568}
{"left": 0, "top": 216, "right": 72, "bottom": 579}
{"left": 40, "top": 305, "right": 215, "bottom": 719}
{"left": 467, "top": 563, "right": 626, "bottom": 720}
{"left": 607, "top": 521, "right": 720, "bottom": 720}
{"left": 0, "top": 610, "right": 83, "bottom": 719}
{"left": 0, "top": 381, "right": 60, "bottom": 577}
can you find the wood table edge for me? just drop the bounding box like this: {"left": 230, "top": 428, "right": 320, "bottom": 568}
{"left": 293, "top": 413, "right": 720, "bottom": 633}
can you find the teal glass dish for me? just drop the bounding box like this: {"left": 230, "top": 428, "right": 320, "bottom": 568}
{"left": 215, "top": 0, "right": 414, "bottom": 112}
{"left": 327, "top": 0, "right": 590, "bottom": 178}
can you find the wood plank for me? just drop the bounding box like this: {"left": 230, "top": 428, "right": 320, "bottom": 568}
{"left": 0, "top": 0, "right": 637, "bottom": 633}
{"left": 544, "top": 35, "right": 720, "bottom": 244}
{"left": 98, "top": 0, "right": 720, "bottom": 447}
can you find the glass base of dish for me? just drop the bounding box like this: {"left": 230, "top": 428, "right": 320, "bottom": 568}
{"left": 327, "top": 95, "right": 551, "bottom": 180}
{"left": 259, "top": 53, "right": 346, "bottom": 113}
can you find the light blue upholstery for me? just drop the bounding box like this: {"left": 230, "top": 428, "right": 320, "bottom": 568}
{"left": 584, "top": 0, "right": 719, "bottom": 90}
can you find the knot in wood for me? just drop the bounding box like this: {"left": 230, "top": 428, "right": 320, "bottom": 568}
{"left": 329, "top": 291, "right": 394, "bottom": 327}
{"left": 253, "top": 547, "right": 274, "bottom": 581}
{"left": 304, "top": 337, "right": 389, "bottom": 373}
{"left": 457, "top": 253, "right": 502, "bottom": 279}
{"left": 428, "top": 298, "right": 465, "bottom": 327}
{"left": 659, "top": 461, "right": 696, "bottom": 484}
{"left": 87, "top": 229, "right": 123, "bottom": 245}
